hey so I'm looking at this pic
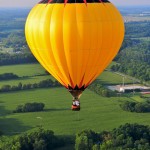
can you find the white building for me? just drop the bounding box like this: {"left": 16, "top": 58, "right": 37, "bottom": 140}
{"left": 107, "top": 85, "right": 150, "bottom": 93}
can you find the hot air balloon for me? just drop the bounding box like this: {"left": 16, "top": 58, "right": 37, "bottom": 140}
{"left": 25, "top": 0, "right": 124, "bottom": 111}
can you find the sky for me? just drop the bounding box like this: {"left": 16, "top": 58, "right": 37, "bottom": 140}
{"left": 0, "top": 0, "right": 150, "bottom": 8}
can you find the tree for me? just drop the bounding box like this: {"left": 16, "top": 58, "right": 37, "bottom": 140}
{"left": 100, "top": 140, "right": 113, "bottom": 150}
{"left": 14, "top": 105, "right": 23, "bottom": 113}
{"left": 120, "top": 101, "right": 150, "bottom": 113}
{"left": 134, "top": 103, "right": 146, "bottom": 113}
{"left": 0, "top": 128, "right": 64, "bottom": 150}
{"left": 75, "top": 130, "right": 99, "bottom": 150}
{"left": 18, "top": 82, "right": 22, "bottom": 90}
{"left": 14, "top": 102, "right": 45, "bottom": 113}
{"left": 0, "top": 130, "right": 2, "bottom": 137}
{"left": 33, "top": 139, "right": 47, "bottom": 150}
{"left": 1, "top": 85, "right": 11, "bottom": 92}
{"left": 75, "top": 135, "right": 89, "bottom": 150}
{"left": 111, "top": 123, "right": 150, "bottom": 149}
{"left": 92, "top": 144, "right": 100, "bottom": 150}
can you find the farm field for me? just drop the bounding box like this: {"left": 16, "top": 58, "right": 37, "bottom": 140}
{"left": 0, "top": 63, "right": 149, "bottom": 138}
{"left": 0, "top": 88, "right": 150, "bottom": 136}
{"left": 0, "top": 63, "right": 133, "bottom": 88}
{"left": 98, "top": 71, "right": 133, "bottom": 85}
{"left": 144, "top": 94, "right": 150, "bottom": 98}
{"left": 130, "top": 95, "right": 146, "bottom": 102}
{"left": 0, "top": 75, "right": 54, "bottom": 88}
{"left": 0, "top": 64, "right": 46, "bottom": 77}
{"left": 0, "top": 63, "right": 55, "bottom": 87}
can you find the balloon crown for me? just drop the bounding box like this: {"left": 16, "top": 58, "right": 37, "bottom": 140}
{"left": 39, "top": 0, "right": 109, "bottom": 5}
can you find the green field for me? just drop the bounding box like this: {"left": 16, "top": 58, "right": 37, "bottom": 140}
{"left": 0, "top": 64, "right": 46, "bottom": 77}
{"left": 0, "top": 63, "right": 133, "bottom": 88}
{"left": 0, "top": 63, "right": 149, "bottom": 137}
{"left": 0, "top": 88, "right": 150, "bottom": 136}
{"left": 0, "top": 64, "right": 55, "bottom": 87}
{"left": 98, "top": 71, "right": 133, "bottom": 85}
{"left": 143, "top": 94, "right": 150, "bottom": 98}
{"left": 0, "top": 75, "right": 55, "bottom": 88}
{"left": 131, "top": 95, "right": 146, "bottom": 102}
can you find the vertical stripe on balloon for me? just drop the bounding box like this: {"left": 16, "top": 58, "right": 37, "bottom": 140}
{"left": 64, "top": 0, "right": 68, "bottom": 6}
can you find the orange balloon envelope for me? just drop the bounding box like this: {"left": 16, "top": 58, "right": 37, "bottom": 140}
{"left": 25, "top": 0, "right": 124, "bottom": 109}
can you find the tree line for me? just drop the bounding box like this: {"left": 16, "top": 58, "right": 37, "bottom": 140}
{"left": 88, "top": 80, "right": 116, "bottom": 97}
{"left": 111, "top": 21, "right": 150, "bottom": 82}
{"left": 125, "top": 22, "right": 150, "bottom": 38}
{"left": 75, "top": 123, "right": 150, "bottom": 150}
{"left": 0, "top": 9, "right": 28, "bottom": 31}
{"left": 0, "top": 52, "right": 37, "bottom": 66}
{"left": 13, "top": 102, "right": 45, "bottom": 113}
{"left": 111, "top": 41, "right": 150, "bottom": 81}
{"left": 0, "top": 79, "right": 61, "bottom": 93}
{"left": 0, "top": 128, "right": 66, "bottom": 150}
{"left": 120, "top": 101, "right": 150, "bottom": 113}
{"left": 0, "top": 73, "right": 18, "bottom": 81}
{"left": 1, "top": 123, "right": 149, "bottom": 150}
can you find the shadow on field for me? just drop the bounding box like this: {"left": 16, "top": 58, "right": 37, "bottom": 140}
{"left": 44, "top": 108, "right": 71, "bottom": 112}
{"left": 15, "top": 76, "right": 33, "bottom": 81}
{"left": 0, "top": 103, "right": 11, "bottom": 116}
{"left": 0, "top": 105, "right": 31, "bottom": 135}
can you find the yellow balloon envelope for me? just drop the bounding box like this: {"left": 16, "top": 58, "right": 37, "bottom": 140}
{"left": 25, "top": 0, "right": 124, "bottom": 109}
